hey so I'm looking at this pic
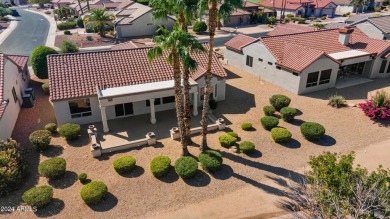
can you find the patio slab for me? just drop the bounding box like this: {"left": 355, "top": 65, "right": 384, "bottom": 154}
{"left": 335, "top": 74, "right": 373, "bottom": 89}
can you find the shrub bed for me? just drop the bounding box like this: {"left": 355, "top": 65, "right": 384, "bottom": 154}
{"left": 38, "top": 157, "right": 66, "bottom": 179}
{"left": 113, "top": 156, "right": 136, "bottom": 174}
{"left": 22, "top": 185, "right": 53, "bottom": 207}
{"left": 218, "top": 134, "right": 237, "bottom": 148}
{"left": 241, "top": 122, "right": 252, "bottom": 131}
{"left": 280, "top": 107, "right": 297, "bottom": 122}
{"left": 198, "top": 150, "right": 223, "bottom": 172}
{"left": 269, "top": 94, "right": 291, "bottom": 111}
{"left": 300, "top": 122, "right": 325, "bottom": 141}
{"left": 42, "top": 82, "right": 50, "bottom": 95}
{"left": 58, "top": 123, "right": 80, "bottom": 141}
{"left": 328, "top": 95, "right": 346, "bottom": 108}
{"left": 358, "top": 90, "right": 390, "bottom": 120}
{"left": 29, "top": 130, "right": 52, "bottom": 151}
{"left": 175, "top": 156, "right": 198, "bottom": 179}
{"left": 239, "top": 141, "right": 256, "bottom": 154}
{"left": 78, "top": 173, "right": 87, "bottom": 183}
{"left": 271, "top": 128, "right": 292, "bottom": 143}
{"left": 150, "top": 156, "right": 171, "bottom": 178}
{"left": 226, "top": 132, "right": 238, "bottom": 138}
{"left": 80, "top": 181, "right": 108, "bottom": 204}
{"left": 57, "top": 21, "right": 77, "bottom": 30}
{"left": 260, "top": 116, "right": 279, "bottom": 130}
{"left": 263, "top": 105, "right": 276, "bottom": 116}
{"left": 45, "top": 123, "right": 57, "bottom": 134}
{"left": 193, "top": 21, "right": 207, "bottom": 33}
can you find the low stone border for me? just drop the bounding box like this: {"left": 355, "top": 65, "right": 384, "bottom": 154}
{"left": 170, "top": 118, "right": 225, "bottom": 140}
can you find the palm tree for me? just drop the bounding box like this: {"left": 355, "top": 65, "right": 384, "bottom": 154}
{"left": 198, "top": 0, "right": 242, "bottom": 151}
{"left": 148, "top": 25, "right": 205, "bottom": 156}
{"left": 83, "top": 9, "right": 115, "bottom": 37}
{"left": 349, "top": 0, "right": 368, "bottom": 13}
{"left": 76, "top": 0, "right": 83, "bottom": 15}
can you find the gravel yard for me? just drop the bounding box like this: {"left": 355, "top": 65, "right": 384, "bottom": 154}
{"left": 3, "top": 65, "right": 390, "bottom": 218}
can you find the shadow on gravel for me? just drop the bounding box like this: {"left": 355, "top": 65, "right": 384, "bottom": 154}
{"left": 183, "top": 170, "right": 211, "bottom": 187}
{"left": 48, "top": 171, "right": 78, "bottom": 189}
{"left": 156, "top": 166, "right": 179, "bottom": 184}
{"left": 311, "top": 135, "right": 336, "bottom": 147}
{"left": 34, "top": 198, "right": 65, "bottom": 217}
{"left": 87, "top": 192, "right": 118, "bottom": 212}
{"left": 41, "top": 145, "right": 64, "bottom": 157}
{"left": 118, "top": 165, "right": 144, "bottom": 178}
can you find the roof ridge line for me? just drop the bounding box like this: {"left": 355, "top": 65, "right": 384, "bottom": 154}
{"left": 260, "top": 28, "right": 338, "bottom": 39}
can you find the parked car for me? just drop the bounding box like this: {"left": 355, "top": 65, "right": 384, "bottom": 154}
{"left": 11, "top": 9, "right": 19, "bottom": 16}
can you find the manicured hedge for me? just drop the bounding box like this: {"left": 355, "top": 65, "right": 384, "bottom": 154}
{"left": 42, "top": 82, "right": 50, "bottom": 95}
{"left": 38, "top": 157, "right": 66, "bottom": 179}
{"left": 150, "top": 156, "right": 171, "bottom": 178}
{"left": 174, "top": 156, "right": 198, "bottom": 179}
{"left": 78, "top": 173, "right": 88, "bottom": 183}
{"left": 280, "top": 107, "right": 297, "bottom": 122}
{"left": 269, "top": 94, "right": 291, "bottom": 111}
{"left": 226, "top": 132, "right": 238, "bottom": 138}
{"left": 263, "top": 105, "right": 276, "bottom": 116}
{"left": 239, "top": 141, "right": 256, "bottom": 154}
{"left": 80, "top": 181, "right": 108, "bottom": 204}
{"left": 300, "top": 122, "right": 325, "bottom": 141}
{"left": 31, "top": 46, "right": 59, "bottom": 79}
{"left": 58, "top": 123, "right": 80, "bottom": 141}
{"left": 45, "top": 123, "right": 57, "bottom": 134}
{"left": 198, "top": 150, "right": 223, "bottom": 172}
{"left": 22, "top": 185, "right": 53, "bottom": 207}
{"left": 218, "top": 134, "right": 237, "bottom": 148}
{"left": 57, "top": 21, "right": 77, "bottom": 30}
{"left": 260, "top": 116, "right": 279, "bottom": 130}
{"left": 193, "top": 21, "right": 207, "bottom": 33}
{"left": 271, "top": 128, "right": 292, "bottom": 143}
{"left": 29, "top": 130, "right": 52, "bottom": 151}
{"left": 241, "top": 123, "right": 252, "bottom": 131}
{"left": 113, "top": 156, "right": 136, "bottom": 174}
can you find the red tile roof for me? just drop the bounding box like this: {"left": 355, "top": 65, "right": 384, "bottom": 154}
{"left": 231, "top": 8, "right": 252, "bottom": 16}
{"left": 48, "top": 43, "right": 227, "bottom": 101}
{"left": 267, "top": 23, "right": 317, "bottom": 36}
{"left": 111, "top": 41, "right": 155, "bottom": 50}
{"left": 225, "top": 34, "right": 258, "bottom": 52}
{"left": 7, "top": 55, "right": 29, "bottom": 69}
{"left": 258, "top": 0, "right": 335, "bottom": 10}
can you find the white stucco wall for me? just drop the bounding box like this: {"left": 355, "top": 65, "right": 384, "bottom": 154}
{"left": 370, "top": 55, "right": 390, "bottom": 78}
{"left": 336, "top": 5, "right": 355, "bottom": 13}
{"left": 116, "top": 12, "right": 175, "bottom": 38}
{"left": 355, "top": 21, "right": 385, "bottom": 40}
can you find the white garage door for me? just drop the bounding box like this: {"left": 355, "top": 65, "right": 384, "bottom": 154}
{"left": 322, "top": 8, "right": 334, "bottom": 17}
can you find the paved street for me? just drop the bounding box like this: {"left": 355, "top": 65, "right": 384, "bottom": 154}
{"left": 0, "top": 7, "right": 49, "bottom": 55}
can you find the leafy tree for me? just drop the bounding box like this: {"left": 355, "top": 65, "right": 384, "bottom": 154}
{"left": 29, "top": 0, "right": 51, "bottom": 8}
{"left": 31, "top": 46, "right": 59, "bottom": 79}
{"left": 349, "top": 0, "right": 369, "bottom": 13}
{"left": 60, "top": 39, "right": 79, "bottom": 53}
{"left": 0, "top": 8, "right": 11, "bottom": 17}
{"left": 83, "top": 9, "right": 115, "bottom": 37}
{"left": 0, "top": 2, "right": 9, "bottom": 8}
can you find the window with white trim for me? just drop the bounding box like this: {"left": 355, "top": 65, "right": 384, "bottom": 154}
{"left": 306, "top": 71, "right": 319, "bottom": 88}
{"left": 69, "top": 98, "right": 92, "bottom": 118}
{"left": 319, "top": 69, "right": 332, "bottom": 85}
{"left": 379, "top": 60, "right": 387, "bottom": 73}
{"left": 246, "top": 55, "right": 253, "bottom": 67}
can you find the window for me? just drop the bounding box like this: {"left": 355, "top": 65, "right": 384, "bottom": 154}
{"left": 246, "top": 55, "right": 253, "bottom": 67}
{"left": 379, "top": 60, "right": 387, "bottom": 73}
{"left": 268, "top": 62, "right": 273, "bottom": 65}
{"left": 306, "top": 71, "right": 319, "bottom": 88}
{"left": 12, "top": 87, "right": 17, "bottom": 103}
{"left": 387, "top": 63, "right": 390, "bottom": 73}
{"left": 258, "top": 58, "right": 263, "bottom": 62}
{"left": 115, "top": 102, "right": 133, "bottom": 117}
{"left": 69, "top": 99, "right": 92, "bottom": 118}
{"left": 162, "top": 96, "right": 175, "bottom": 104}
{"left": 319, "top": 69, "right": 332, "bottom": 85}
{"left": 146, "top": 98, "right": 161, "bottom": 107}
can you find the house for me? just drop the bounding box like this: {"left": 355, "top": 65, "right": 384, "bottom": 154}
{"left": 224, "top": 27, "right": 390, "bottom": 94}
{"left": 267, "top": 23, "right": 316, "bottom": 36}
{"left": 47, "top": 44, "right": 227, "bottom": 132}
{"left": 0, "top": 54, "right": 30, "bottom": 141}
{"left": 69, "top": 0, "right": 133, "bottom": 17}
{"left": 351, "top": 15, "right": 390, "bottom": 40}
{"left": 258, "top": 0, "right": 338, "bottom": 18}
{"left": 345, "top": 14, "right": 371, "bottom": 24}
{"left": 54, "top": 0, "right": 77, "bottom": 9}
{"left": 114, "top": 3, "right": 176, "bottom": 38}
{"left": 221, "top": 8, "right": 252, "bottom": 26}
{"left": 324, "top": 22, "right": 347, "bottom": 29}
{"left": 111, "top": 40, "right": 154, "bottom": 50}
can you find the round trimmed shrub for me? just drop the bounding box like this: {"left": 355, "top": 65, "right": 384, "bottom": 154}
{"left": 78, "top": 173, "right": 87, "bottom": 183}
{"left": 58, "top": 123, "right": 81, "bottom": 141}
{"left": 42, "top": 82, "right": 50, "bottom": 95}
{"left": 77, "top": 18, "right": 84, "bottom": 28}
{"left": 226, "top": 132, "right": 238, "bottom": 138}
{"left": 64, "top": 30, "right": 71, "bottom": 35}
{"left": 271, "top": 128, "right": 292, "bottom": 143}
{"left": 241, "top": 122, "right": 252, "bottom": 131}
{"left": 300, "top": 122, "right": 325, "bottom": 141}
{"left": 31, "top": 46, "right": 59, "bottom": 79}
{"left": 280, "top": 107, "right": 297, "bottom": 122}
{"left": 29, "top": 130, "right": 52, "bottom": 151}
{"left": 198, "top": 150, "right": 223, "bottom": 172}
{"left": 239, "top": 141, "right": 256, "bottom": 154}
{"left": 112, "top": 156, "right": 136, "bottom": 174}
{"left": 150, "top": 156, "right": 171, "bottom": 178}
{"left": 263, "top": 105, "right": 276, "bottom": 116}
{"left": 38, "top": 157, "right": 66, "bottom": 179}
{"left": 260, "top": 116, "right": 279, "bottom": 130}
{"left": 269, "top": 94, "right": 291, "bottom": 111}
{"left": 193, "top": 21, "right": 207, "bottom": 33}
{"left": 174, "top": 156, "right": 198, "bottom": 179}
{"left": 80, "top": 181, "right": 108, "bottom": 204}
{"left": 22, "top": 185, "right": 53, "bottom": 207}
{"left": 45, "top": 123, "right": 57, "bottom": 134}
{"left": 218, "top": 134, "right": 237, "bottom": 148}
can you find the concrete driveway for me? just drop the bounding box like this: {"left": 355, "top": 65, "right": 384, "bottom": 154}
{"left": 0, "top": 7, "right": 49, "bottom": 55}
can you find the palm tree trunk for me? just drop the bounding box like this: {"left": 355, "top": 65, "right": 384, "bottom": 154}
{"left": 77, "top": 0, "right": 83, "bottom": 15}
{"left": 200, "top": 1, "right": 217, "bottom": 152}
{"left": 86, "top": 0, "right": 90, "bottom": 11}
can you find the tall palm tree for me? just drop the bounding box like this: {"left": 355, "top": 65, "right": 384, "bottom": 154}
{"left": 83, "top": 9, "right": 115, "bottom": 37}
{"left": 198, "top": 0, "right": 242, "bottom": 151}
{"left": 349, "top": 0, "right": 368, "bottom": 13}
{"left": 77, "top": 0, "right": 83, "bottom": 15}
{"left": 147, "top": 25, "right": 205, "bottom": 156}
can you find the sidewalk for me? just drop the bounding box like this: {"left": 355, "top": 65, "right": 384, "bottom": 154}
{"left": 0, "top": 17, "right": 17, "bottom": 45}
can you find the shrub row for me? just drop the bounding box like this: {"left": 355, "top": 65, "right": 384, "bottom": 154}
{"left": 57, "top": 21, "right": 77, "bottom": 30}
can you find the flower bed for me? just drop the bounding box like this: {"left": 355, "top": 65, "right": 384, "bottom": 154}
{"left": 358, "top": 90, "right": 390, "bottom": 120}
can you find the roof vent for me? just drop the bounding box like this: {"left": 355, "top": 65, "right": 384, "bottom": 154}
{"left": 338, "top": 28, "right": 354, "bottom": 46}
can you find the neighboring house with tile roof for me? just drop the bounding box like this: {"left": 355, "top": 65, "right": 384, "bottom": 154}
{"left": 345, "top": 14, "right": 372, "bottom": 24}
{"left": 224, "top": 27, "right": 390, "bottom": 94}
{"left": 111, "top": 40, "right": 155, "bottom": 50}
{"left": 0, "top": 54, "right": 30, "bottom": 141}
{"left": 267, "top": 23, "right": 316, "bottom": 36}
{"left": 351, "top": 15, "right": 390, "bottom": 40}
{"left": 47, "top": 43, "right": 227, "bottom": 132}
{"left": 69, "top": 0, "right": 133, "bottom": 17}
{"left": 324, "top": 22, "right": 347, "bottom": 29}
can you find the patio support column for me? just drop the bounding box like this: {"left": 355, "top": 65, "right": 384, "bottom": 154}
{"left": 150, "top": 98, "right": 156, "bottom": 124}
{"left": 100, "top": 106, "right": 109, "bottom": 133}
{"left": 193, "top": 92, "right": 198, "bottom": 116}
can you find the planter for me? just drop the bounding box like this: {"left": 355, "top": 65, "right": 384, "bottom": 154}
{"left": 146, "top": 132, "right": 155, "bottom": 138}
{"left": 217, "top": 118, "right": 225, "bottom": 124}
{"left": 171, "top": 127, "right": 179, "bottom": 133}
{"left": 88, "top": 125, "right": 95, "bottom": 130}
{"left": 91, "top": 143, "right": 100, "bottom": 149}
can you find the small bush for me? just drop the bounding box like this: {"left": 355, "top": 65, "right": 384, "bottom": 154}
{"left": 86, "top": 35, "right": 93, "bottom": 41}
{"left": 358, "top": 90, "right": 390, "bottom": 120}
{"left": 271, "top": 128, "right": 292, "bottom": 143}
{"left": 150, "top": 156, "right": 171, "bottom": 178}
{"left": 263, "top": 105, "right": 276, "bottom": 116}
{"left": 77, "top": 18, "right": 84, "bottom": 28}
{"left": 286, "top": 14, "right": 294, "bottom": 18}
{"left": 226, "top": 132, "right": 238, "bottom": 138}
{"left": 57, "top": 21, "right": 77, "bottom": 30}
{"left": 44, "top": 11, "right": 51, "bottom": 14}
{"left": 193, "top": 21, "right": 207, "bottom": 33}
{"left": 241, "top": 122, "right": 252, "bottom": 131}
{"left": 174, "top": 156, "right": 198, "bottom": 179}
{"left": 374, "top": 7, "right": 381, "bottom": 12}
{"left": 270, "top": 94, "right": 291, "bottom": 111}
{"left": 300, "top": 122, "right": 325, "bottom": 141}
{"left": 45, "top": 123, "right": 57, "bottom": 134}
{"left": 239, "top": 141, "right": 255, "bottom": 154}
{"left": 38, "top": 157, "right": 66, "bottom": 179}
{"left": 78, "top": 173, "right": 87, "bottom": 183}
{"left": 113, "top": 156, "right": 136, "bottom": 174}
{"left": 58, "top": 123, "right": 80, "bottom": 141}
{"left": 198, "top": 150, "right": 223, "bottom": 172}
{"left": 280, "top": 107, "right": 297, "bottom": 122}
{"left": 80, "top": 181, "right": 108, "bottom": 204}
{"left": 64, "top": 30, "right": 71, "bottom": 35}
{"left": 218, "top": 134, "right": 237, "bottom": 148}
{"left": 29, "top": 130, "right": 52, "bottom": 151}
{"left": 320, "top": 16, "right": 326, "bottom": 20}
{"left": 260, "top": 116, "right": 279, "bottom": 130}
{"left": 22, "top": 185, "right": 53, "bottom": 208}
{"left": 328, "top": 95, "right": 346, "bottom": 108}
{"left": 31, "top": 46, "right": 59, "bottom": 79}
{"left": 60, "top": 39, "right": 79, "bottom": 53}
{"left": 42, "top": 82, "right": 50, "bottom": 95}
